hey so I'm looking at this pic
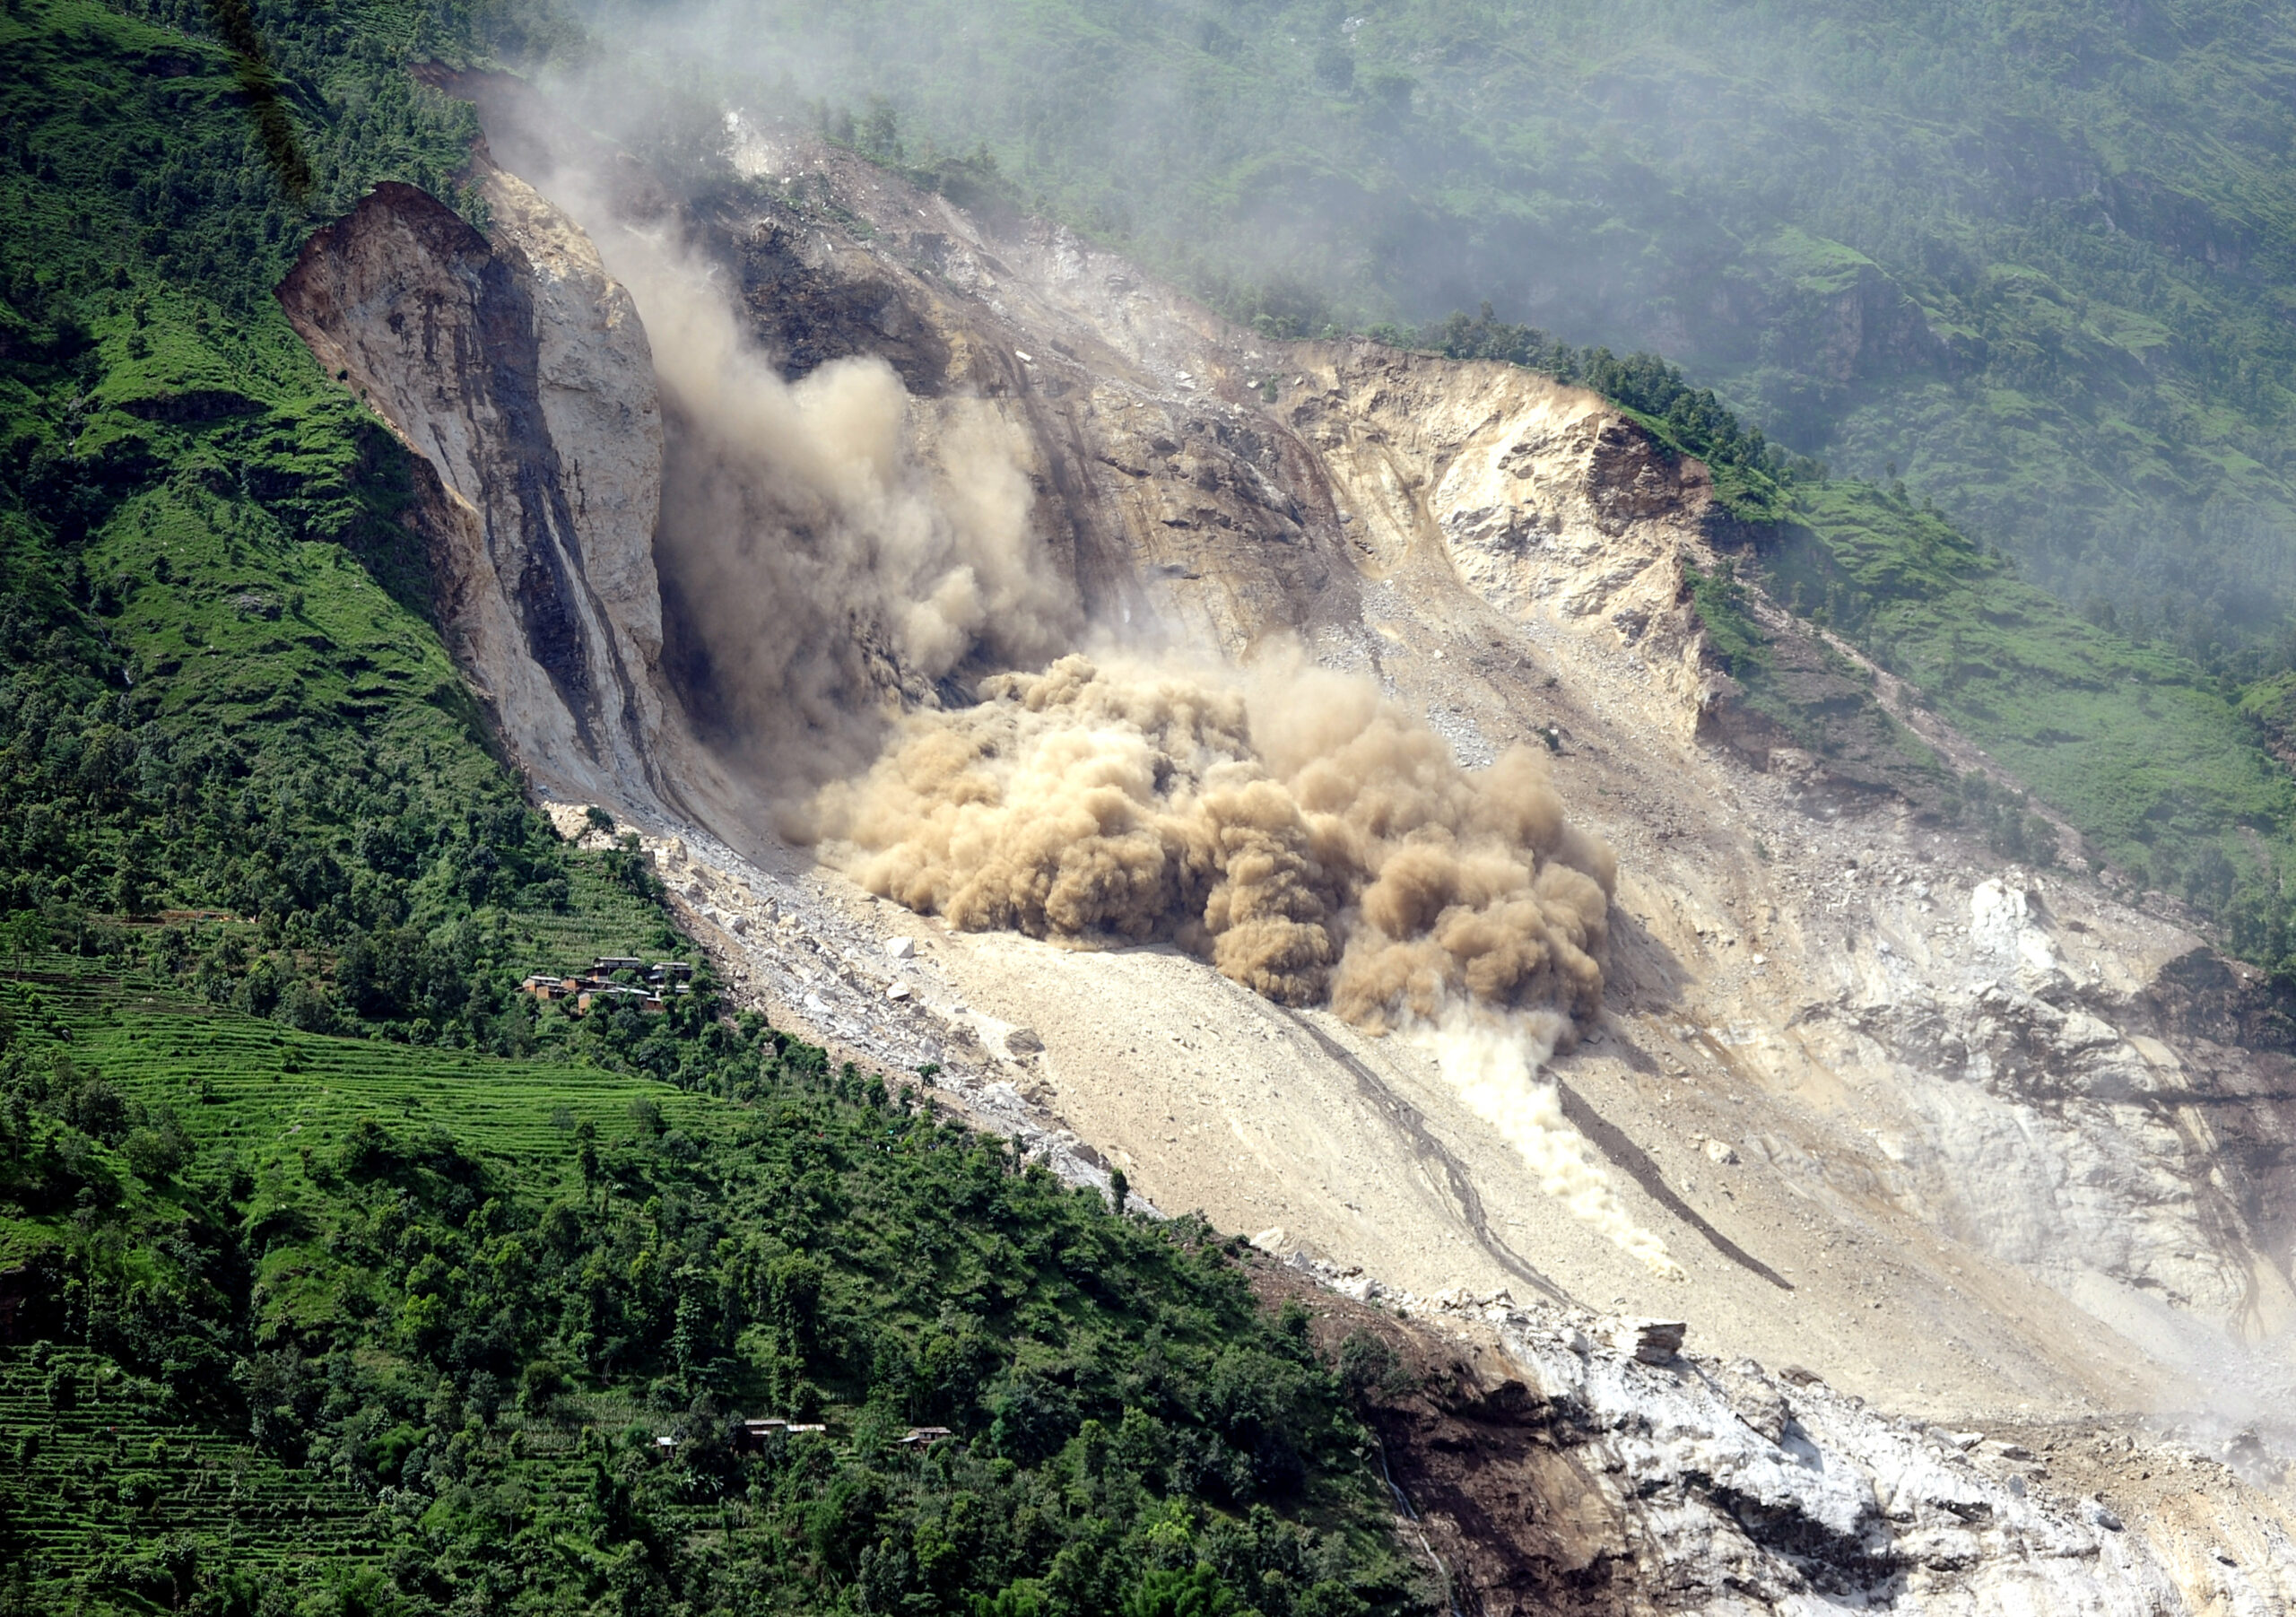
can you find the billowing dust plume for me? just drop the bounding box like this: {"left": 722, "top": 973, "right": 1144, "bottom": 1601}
{"left": 557, "top": 171, "right": 1076, "bottom": 777}
{"left": 818, "top": 654, "right": 1674, "bottom": 1270}
{"left": 816, "top": 652, "right": 1615, "bottom": 1033}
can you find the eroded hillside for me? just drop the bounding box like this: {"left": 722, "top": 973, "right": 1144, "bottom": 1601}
{"left": 274, "top": 80, "right": 2296, "bottom": 1612}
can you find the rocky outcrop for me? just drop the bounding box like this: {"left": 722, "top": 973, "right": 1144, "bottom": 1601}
{"left": 1283, "top": 1276, "right": 2296, "bottom": 1617}
{"left": 276, "top": 177, "right": 667, "bottom": 809}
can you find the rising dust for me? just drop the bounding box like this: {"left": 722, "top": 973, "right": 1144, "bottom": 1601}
{"left": 561, "top": 170, "right": 1075, "bottom": 776}
{"left": 814, "top": 653, "right": 1678, "bottom": 1274}
{"left": 552, "top": 150, "right": 1674, "bottom": 1271}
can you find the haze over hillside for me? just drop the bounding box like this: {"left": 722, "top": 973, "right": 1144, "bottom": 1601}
{"left": 3, "top": 0, "right": 2296, "bottom": 1612}
{"left": 578, "top": 0, "right": 2296, "bottom": 662}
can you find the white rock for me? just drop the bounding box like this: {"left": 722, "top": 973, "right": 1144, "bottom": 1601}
{"left": 885, "top": 937, "right": 916, "bottom": 959}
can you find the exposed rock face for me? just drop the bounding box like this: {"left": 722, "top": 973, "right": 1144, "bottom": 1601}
{"left": 1281, "top": 1275, "right": 2296, "bottom": 1616}
{"left": 1813, "top": 873, "right": 2296, "bottom": 1369}
{"left": 670, "top": 167, "right": 1362, "bottom": 669}
{"left": 276, "top": 177, "right": 666, "bottom": 808}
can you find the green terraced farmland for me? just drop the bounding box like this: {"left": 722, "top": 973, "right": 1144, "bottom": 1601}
{"left": 0, "top": 952, "right": 1407, "bottom": 1616}
{"left": 0, "top": 1347, "right": 378, "bottom": 1587}
{"left": 1, "top": 959, "right": 710, "bottom": 1199}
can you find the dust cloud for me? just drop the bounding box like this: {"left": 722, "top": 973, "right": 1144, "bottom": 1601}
{"left": 520, "top": 143, "right": 1661, "bottom": 1265}
{"left": 541, "top": 163, "right": 1077, "bottom": 776}
{"left": 815, "top": 651, "right": 1613, "bottom": 1026}
{"left": 816, "top": 653, "right": 1674, "bottom": 1270}
{"left": 1413, "top": 1011, "right": 1681, "bottom": 1275}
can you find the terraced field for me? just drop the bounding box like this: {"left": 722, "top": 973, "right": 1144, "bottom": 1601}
{"left": 500, "top": 855, "right": 679, "bottom": 975}
{"left": 0, "top": 958, "right": 714, "bottom": 1197}
{"left": 0, "top": 957, "right": 752, "bottom": 1604}
{"left": 0, "top": 1347, "right": 378, "bottom": 1586}
{"left": 0, "top": 1347, "right": 750, "bottom": 1596}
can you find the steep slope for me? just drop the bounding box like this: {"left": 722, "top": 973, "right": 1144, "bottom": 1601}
{"left": 268, "top": 82, "right": 2296, "bottom": 1612}
{"left": 0, "top": 8, "right": 1446, "bottom": 1613}
{"left": 277, "top": 172, "right": 670, "bottom": 808}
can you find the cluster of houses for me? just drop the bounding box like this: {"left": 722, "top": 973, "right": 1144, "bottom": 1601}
{"left": 640, "top": 1418, "right": 965, "bottom": 1457}
{"left": 727, "top": 1416, "right": 831, "bottom": 1453}
{"left": 521, "top": 955, "right": 695, "bottom": 1014}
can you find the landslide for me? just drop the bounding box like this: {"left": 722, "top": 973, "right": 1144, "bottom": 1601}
{"left": 269, "top": 75, "right": 2296, "bottom": 1614}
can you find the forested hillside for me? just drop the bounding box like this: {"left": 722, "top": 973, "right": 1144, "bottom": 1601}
{"left": 0, "top": 4, "right": 1417, "bottom": 1611}
{"left": 613, "top": 0, "right": 2296, "bottom": 676}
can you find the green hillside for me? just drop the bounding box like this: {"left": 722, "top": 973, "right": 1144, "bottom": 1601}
{"left": 1759, "top": 476, "right": 2296, "bottom": 944}
{"left": 0, "top": 960, "right": 1413, "bottom": 1615}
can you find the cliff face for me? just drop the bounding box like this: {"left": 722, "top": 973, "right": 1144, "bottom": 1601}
{"left": 275, "top": 176, "right": 667, "bottom": 810}
{"left": 275, "top": 100, "right": 2296, "bottom": 1614}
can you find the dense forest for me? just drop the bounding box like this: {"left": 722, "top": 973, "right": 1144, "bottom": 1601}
{"left": 0, "top": 959, "right": 1415, "bottom": 1615}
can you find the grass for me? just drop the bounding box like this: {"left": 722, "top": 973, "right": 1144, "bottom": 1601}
{"left": 0, "top": 1347, "right": 378, "bottom": 1587}
{"left": 0, "top": 955, "right": 728, "bottom": 1604}
{"left": 8, "top": 967, "right": 685, "bottom": 1167}
{"left": 498, "top": 858, "right": 677, "bottom": 969}
{"left": 1744, "top": 479, "right": 2295, "bottom": 910}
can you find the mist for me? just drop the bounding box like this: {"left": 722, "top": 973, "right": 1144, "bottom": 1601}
{"left": 551, "top": 0, "right": 2296, "bottom": 679}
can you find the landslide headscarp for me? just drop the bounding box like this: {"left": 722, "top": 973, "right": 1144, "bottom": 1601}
{"left": 276, "top": 173, "right": 668, "bottom": 810}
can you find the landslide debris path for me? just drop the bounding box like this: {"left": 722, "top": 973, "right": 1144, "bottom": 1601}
{"left": 1287, "top": 1012, "right": 1572, "bottom": 1308}
{"left": 286, "top": 79, "right": 2296, "bottom": 1612}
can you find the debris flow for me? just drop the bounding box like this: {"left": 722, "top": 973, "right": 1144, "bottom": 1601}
{"left": 553, "top": 158, "right": 1671, "bottom": 1270}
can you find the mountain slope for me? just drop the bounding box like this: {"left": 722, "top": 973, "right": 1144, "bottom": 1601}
{"left": 0, "top": 5, "right": 1427, "bottom": 1613}
{"left": 283, "top": 77, "right": 2296, "bottom": 1608}
{"left": 8, "top": 3, "right": 2296, "bottom": 1613}
{"left": 578, "top": 0, "right": 2296, "bottom": 674}
{"left": 0, "top": 957, "right": 1414, "bottom": 1615}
